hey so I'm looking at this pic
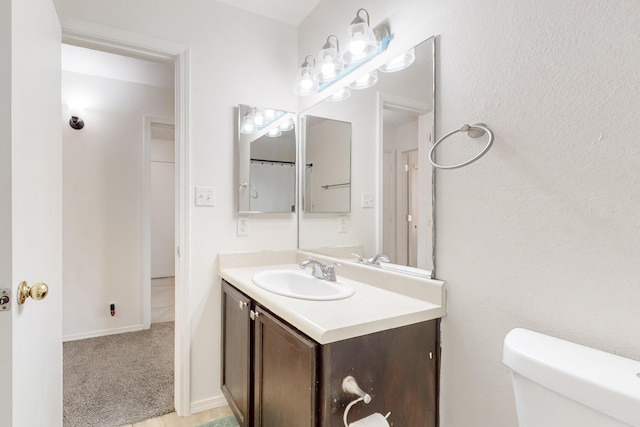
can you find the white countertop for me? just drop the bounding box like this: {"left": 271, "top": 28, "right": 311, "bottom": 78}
{"left": 219, "top": 260, "right": 446, "bottom": 344}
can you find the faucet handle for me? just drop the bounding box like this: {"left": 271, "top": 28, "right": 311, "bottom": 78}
{"left": 324, "top": 263, "right": 342, "bottom": 282}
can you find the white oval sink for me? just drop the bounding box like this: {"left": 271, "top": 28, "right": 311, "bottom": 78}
{"left": 252, "top": 269, "right": 355, "bottom": 301}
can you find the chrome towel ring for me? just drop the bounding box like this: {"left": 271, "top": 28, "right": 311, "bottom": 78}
{"left": 429, "top": 123, "right": 494, "bottom": 170}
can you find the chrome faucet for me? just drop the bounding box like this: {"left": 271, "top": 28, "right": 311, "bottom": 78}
{"left": 300, "top": 257, "right": 342, "bottom": 282}
{"left": 367, "top": 254, "right": 390, "bottom": 265}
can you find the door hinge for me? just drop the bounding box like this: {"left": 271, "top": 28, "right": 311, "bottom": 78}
{"left": 0, "top": 288, "right": 11, "bottom": 311}
{"left": 177, "top": 246, "right": 181, "bottom": 257}
{"left": 404, "top": 164, "right": 409, "bottom": 172}
{"left": 407, "top": 214, "right": 413, "bottom": 222}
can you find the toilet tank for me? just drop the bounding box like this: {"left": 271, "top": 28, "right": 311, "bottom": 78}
{"left": 503, "top": 328, "right": 640, "bottom": 427}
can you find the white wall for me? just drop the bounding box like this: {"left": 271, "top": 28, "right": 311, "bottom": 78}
{"left": 53, "top": 0, "right": 299, "bottom": 408}
{"left": 62, "top": 71, "right": 174, "bottom": 339}
{"left": 302, "top": 0, "right": 640, "bottom": 426}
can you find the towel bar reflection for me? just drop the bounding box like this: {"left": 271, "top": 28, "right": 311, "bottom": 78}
{"left": 429, "top": 123, "right": 494, "bottom": 170}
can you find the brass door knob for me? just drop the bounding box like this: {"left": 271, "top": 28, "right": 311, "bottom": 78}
{"left": 17, "top": 281, "right": 48, "bottom": 305}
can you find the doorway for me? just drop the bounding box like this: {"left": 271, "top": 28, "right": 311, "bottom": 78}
{"left": 61, "top": 41, "right": 183, "bottom": 423}
{"left": 379, "top": 94, "right": 432, "bottom": 269}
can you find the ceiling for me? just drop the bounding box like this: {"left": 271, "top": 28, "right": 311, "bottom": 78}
{"left": 214, "top": 0, "right": 321, "bottom": 26}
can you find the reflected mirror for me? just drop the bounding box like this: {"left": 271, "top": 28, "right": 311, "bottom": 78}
{"left": 298, "top": 37, "right": 435, "bottom": 277}
{"left": 302, "top": 115, "right": 351, "bottom": 213}
{"left": 237, "top": 105, "right": 296, "bottom": 213}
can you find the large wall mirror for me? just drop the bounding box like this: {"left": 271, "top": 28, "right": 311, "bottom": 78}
{"left": 298, "top": 36, "right": 435, "bottom": 277}
{"left": 237, "top": 105, "right": 297, "bottom": 213}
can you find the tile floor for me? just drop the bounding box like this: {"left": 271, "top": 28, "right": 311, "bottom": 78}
{"left": 118, "top": 406, "right": 233, "bottom": 427}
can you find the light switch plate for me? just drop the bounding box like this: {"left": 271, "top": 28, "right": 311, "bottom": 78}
{"left": 361, "top": 192, "right": 374, "bottom": 208}
{"left": 195, "top": 186, "right": 215, "bottom": 207}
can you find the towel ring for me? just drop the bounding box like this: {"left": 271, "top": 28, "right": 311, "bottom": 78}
{"left": 429, "top": 123, "right": 494, "bottom": 170}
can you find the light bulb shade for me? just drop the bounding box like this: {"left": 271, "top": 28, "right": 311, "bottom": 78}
{"left": 266, "top": 127, "right": 282, "bottom": 138}
{"left": 342, "top": 9, "right": 378, "bottom": 65}
{"left": 293, "top": 62, "right": 318, "bottom": 96}
{"left": 313, "top": 36, "right": 344, "bottom": 82}
{"left": 327, "top": 87, "right": 352, "bottom": 102}
{"left": 349, "top": 70, "right": 378, "bottom": 90}
{"left": 279, "top": 118, "right": 294, "bottom": 131}
{"left": 240, "top": 112, "right": 256, "bottom": 134}
{"left": 253, "top": 109, "right": 265, "bottom": 126}
{"left": 342, "top": 23, "right": 378, "bottom": 65}
{"left": 379, "top": 48, "right": 416, "bottom": 73}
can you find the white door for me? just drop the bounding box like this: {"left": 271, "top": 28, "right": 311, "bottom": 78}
{"left": 0, "top": 0, "right": 62, "bottom": 426}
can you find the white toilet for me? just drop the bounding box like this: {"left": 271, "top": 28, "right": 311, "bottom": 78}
{"left": 503, "top": 328, "right": 640, "bottom": 427}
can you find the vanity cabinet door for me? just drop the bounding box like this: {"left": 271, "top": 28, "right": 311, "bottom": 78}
{"left": 221, "top": 281, "right": 252, "bottom": 427}
{"left": 253, "top": 306, "right": 318, "bottom": 427}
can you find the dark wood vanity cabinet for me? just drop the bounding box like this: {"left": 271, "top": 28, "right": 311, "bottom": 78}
{"left": 222, "top": 280, "right": 317, "bottom": 427}
{"left": 221, "top": 280, "right": 439, "bottom": 427}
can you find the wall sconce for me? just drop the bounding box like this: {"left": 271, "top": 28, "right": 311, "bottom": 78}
{"left": 293, "top": 55, "right": 318, "bottom": 96}
{"left": 342, "top": 9, "right": 378, "bottom": 65}
{"left": 313, "top": 35, "right": 344, "bottom": 82}
{"left": 68, "top": 102, "right": 85, "bottom": 130}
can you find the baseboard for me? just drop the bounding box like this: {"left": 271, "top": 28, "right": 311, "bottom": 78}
{"left": 190, "top": 394, "right": 228, "bottom": 415}
{"left": 63, "top": 324, "right": 146, "bottom": 342}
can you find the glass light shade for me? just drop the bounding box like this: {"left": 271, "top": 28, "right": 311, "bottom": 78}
{"left": 266, "top": 127, "right": 282, "bottom": 137}
{"left": 293, "top": 64, "right": 318, "bottom": 96}
{"left": 327, "top": 87, "right": 351, "bottom": 102}
{"left": 279, "top": 118, "right": 294, "bottom": 131}
{"left": 313, "top": 36, "right": 344, "bottom": 82}
{"left": 264, "top": 109, "right": 276, "bottom": 120}
{"left": 240, "top": 112, "right": 256, "bottom": 134}
{"left": 342, "top": 22, "right": 378, "bottom": 65}
{"left": 379, "top": 48, "right": 416, "bottom": 73}
{"left": 253, "top": 109, "right": 265, "bottom": 127}
{"left": 349, "top": 70, "right": 378, "bottom": 90}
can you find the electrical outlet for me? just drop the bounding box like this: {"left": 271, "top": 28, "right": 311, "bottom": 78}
{"left": 237, "top": 216, "right": 249, "bottom": 236}
{"left": 338, "top": 216, "right": 347, "bottom": 233}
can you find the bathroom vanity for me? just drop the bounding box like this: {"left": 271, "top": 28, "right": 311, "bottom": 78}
{"left": 219, "top": 252, "right": 446, "bottom": 427}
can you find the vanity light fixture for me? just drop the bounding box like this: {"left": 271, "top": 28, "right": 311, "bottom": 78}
{"left": 379, "top": 48, "right": 416, "bottom": 73}
{"left": 342, "top": 8, "right": 378, "bottom": 65}
{"left": 313, "top": 35, "right": 344, "bottom": 83}
{"left": 327, "top": 87, "right": 352, "bottom": 102}
{"left": 293, "top": 55, "right": 318, "bottom": 96}
{"left": 348, "top": 69, "right": 378, "bottom": 90}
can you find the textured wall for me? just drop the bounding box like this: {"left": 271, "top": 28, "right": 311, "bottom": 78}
{"left": 432, "top": 1, "right": 640, "bottom": 425}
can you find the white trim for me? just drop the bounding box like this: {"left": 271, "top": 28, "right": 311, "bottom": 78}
{"left": 190, "top": 395, "right": 229, "bottom": 415}
{"left": 376, "top": 91, "right": 430, "bottom": 256}
{"left": 63, "top": 324, "right": 145, "bottom": 343}
{"left": 60, "top": 21, "right": 192, "bottom": 417}
{"left": 143, "top": 116, "right": 175, "bottom": 330}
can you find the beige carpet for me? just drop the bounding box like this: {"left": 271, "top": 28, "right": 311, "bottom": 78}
{"left": 63, "top": 322, "right": 174, "bottom": 427}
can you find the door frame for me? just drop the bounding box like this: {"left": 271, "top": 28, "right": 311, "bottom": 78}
{"left": 61, "top": 17, "right": 192, "bottom": 416}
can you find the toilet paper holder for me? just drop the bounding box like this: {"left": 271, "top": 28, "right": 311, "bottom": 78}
{"left": 342, "top": 376, "right": 391, "bottom": 427}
